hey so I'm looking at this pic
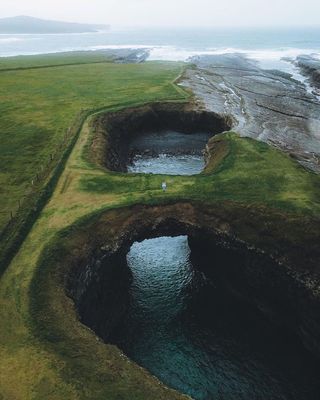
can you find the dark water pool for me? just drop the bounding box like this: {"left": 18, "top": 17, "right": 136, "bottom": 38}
{"left": 127, "top": 130, "right": 211, "bottom": 175}
{"left": 110, "top": 236, "right": 320, "bottom": 400}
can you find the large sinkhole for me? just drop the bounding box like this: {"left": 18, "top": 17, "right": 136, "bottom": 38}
{"left": 91, "top": 103, "right": 232, "bottom": 175}
{"left": 71, "top": 224, "right": 320, "bottom": 400}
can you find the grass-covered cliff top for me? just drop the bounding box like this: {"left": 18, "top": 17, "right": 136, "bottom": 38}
{"left": 0, "top": 53, "right": 320, "bottom": 400}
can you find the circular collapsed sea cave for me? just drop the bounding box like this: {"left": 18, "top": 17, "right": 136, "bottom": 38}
{"left": 90, "top": 102, "right": 233, "bottom": 174}
{"left": 65, "top": 203, "right": 320, "bottom": 400}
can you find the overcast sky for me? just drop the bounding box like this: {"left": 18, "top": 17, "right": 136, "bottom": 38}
{"left": 1, "top": 0, "right": 320, "bottom": 27}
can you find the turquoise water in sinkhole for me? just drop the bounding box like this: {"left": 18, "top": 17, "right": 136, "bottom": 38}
{"left": 110, "top": 236, "right": 320, "bottom": 400}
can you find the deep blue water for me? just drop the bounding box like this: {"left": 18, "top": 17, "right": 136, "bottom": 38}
{"left": 112, "top": 236, "right": 320, "bottom": 400}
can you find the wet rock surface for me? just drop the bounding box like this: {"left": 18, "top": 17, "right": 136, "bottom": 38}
{"left": 107, "top": 48, "right": 150, "bottom": 63}
{"left": 90, "top": 48, "right": 150, "bottom": 63}
{"left": 182, "top": 54, "right": 320, "bottom": 172}
{"left": 296, "top": 55, "right": 320, "bottom": 89}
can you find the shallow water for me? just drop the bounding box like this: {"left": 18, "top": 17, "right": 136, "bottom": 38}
{"left": 111, "top": 236, "right": 320, "bottom": 400}
{"left": 127, "top": 130, "right": 211, "bottom": 175}
{"left": 128, "top": 153, "right": 206, "bottom": 175}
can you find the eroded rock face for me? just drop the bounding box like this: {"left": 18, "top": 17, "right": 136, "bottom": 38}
{"left": 182, "top": 54, "right": 320, "bottom": 172}
{"left": 90, "top": 102, "right": 232, "bottom": 172}
{"left": 66, "top": 203, "right": 320, "bottom": 359}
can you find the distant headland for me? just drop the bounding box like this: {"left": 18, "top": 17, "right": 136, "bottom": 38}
{"left": 0, "top": 15, "right": 110, "bottom": 34}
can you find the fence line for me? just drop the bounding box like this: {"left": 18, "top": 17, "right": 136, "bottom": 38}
{"left": 0, "top": 110, "right": 85, "bottom": 239}
{"left": 0, "top": 99, "right": 182, "bottom": 271}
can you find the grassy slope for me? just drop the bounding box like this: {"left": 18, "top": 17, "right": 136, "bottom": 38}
{"left": 0, "top": 55, "right": 320, "bottom": 399}
{"left": 0, "top": 56, "right": 186, "bottom": 231}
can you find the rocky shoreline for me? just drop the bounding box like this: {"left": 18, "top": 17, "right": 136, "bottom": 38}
{"left": 182, "top": 54, "right": 320, "bottom": 172}
{"left": 296, "top": 55, "right": 320, "bottom": 90}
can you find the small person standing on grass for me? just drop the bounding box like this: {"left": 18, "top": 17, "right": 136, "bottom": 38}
{"left": 162, "top": 181, "right": 167, "bottom": 192}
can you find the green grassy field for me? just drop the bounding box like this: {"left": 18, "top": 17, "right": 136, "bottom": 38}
{"left": 0, "top": 51, "right": 119, "bottom": 71}
{"left": 0, "top": 53, "right": 320, "bottom": 400}
{"left": 0, "top": 55, "right": 186, "bottom": 232}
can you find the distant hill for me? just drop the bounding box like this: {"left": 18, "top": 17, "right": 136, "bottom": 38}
{"left": 0, "top": 16, "right": 109, "bottom": 34}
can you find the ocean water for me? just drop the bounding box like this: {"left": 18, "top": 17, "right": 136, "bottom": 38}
{"left": 1, "top": 26, "right": 319, "bottom": 72}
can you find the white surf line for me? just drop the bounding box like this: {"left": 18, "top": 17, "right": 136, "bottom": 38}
{"left": 148, "top": 46, "right": 320, "bottom": 97}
